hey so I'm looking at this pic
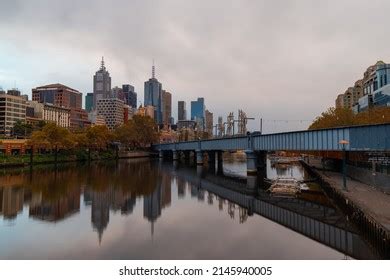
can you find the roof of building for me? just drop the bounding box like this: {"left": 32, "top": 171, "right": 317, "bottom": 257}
{"left": 34, "top": 83, "right": 81, "bottom": 93}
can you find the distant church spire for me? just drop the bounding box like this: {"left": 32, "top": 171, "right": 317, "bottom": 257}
{"left": 152, "top": 59, "right": 155, "bottom": 79}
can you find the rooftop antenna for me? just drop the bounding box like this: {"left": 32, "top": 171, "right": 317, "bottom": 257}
{"left": 100, "top": 56, "right": 105, "bottom": 70}
{"left": 152, "top": 59, "right": 155, "bottom": 79}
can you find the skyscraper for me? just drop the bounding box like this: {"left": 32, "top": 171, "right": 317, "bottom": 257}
{"left": 205, "top": 109, "right": 213, "bottom": 136}
{"left": 144, "top": 63, "right": 162, "bottom": 124}
{"left": 191, "top": 97, "right": 205, "bottom": 128}
{"left": 85, "top": 92, "right": 93, "bottom": 112}
{"left": 93, "top": 57, "right": 111, "bottom": 109}
{"left": 178, "top": 101, "right": 187, "bottom": 121}
{"left": 122, "top": 84, "right": 137, "bottom": 108}
{"left": 162, "top": 90, "right": 172, "bottom": 125}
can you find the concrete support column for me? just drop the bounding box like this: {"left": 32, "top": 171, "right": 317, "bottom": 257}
{"left": 217, "top": 150, "right": 224, "bottom": 174}
{"left": 207, "top": 151, "right": 216, "bottom": 169}
{"left": 256, "top": 151, "right": 267, "bottom": 181}
{"left": 184, "top": 151, "right": 190, "bottom": 163}
{"left": 172, "top": 150, "right": 179, "bottom": 161}
{"left": 245, "top": 150, "right": 258, "bottom": 175}
{"left": 159, "top": 150, "right": 164, "bottom": 160}
{"left": 196, "top": 150, "right": 204, "bottom": 165}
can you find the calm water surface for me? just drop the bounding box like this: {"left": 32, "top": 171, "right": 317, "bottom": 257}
{"left": 0, "top": 157, "right": 378, "bottom": 259}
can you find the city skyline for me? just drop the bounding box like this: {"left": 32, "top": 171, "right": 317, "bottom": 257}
{"left": 1, "top": 1, "right": 390, "bottom": 132}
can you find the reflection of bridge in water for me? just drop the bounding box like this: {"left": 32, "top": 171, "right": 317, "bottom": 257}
{"left": 160, "top": 163, "right": 375, "bottom": 259}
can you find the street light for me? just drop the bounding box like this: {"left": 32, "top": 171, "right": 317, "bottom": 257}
{"left": 339, "top": 140, "right": 349, "bottom": 191}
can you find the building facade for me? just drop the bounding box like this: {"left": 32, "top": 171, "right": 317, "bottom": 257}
{"left": 85, "top": 93, "right": 94, "bottom": 112}
{"left": 97, "top": 98, "right": 124, "bottom": 130}
{"left": 32, "top": 83, "right": 89, "bottom": 129}
{"left": 88, "top": 111, "right": 106, "bottom": 126}
{"left": 0, "top": 90, "right": 27, "bottom": 136}
{"left": 178, "top": 101, "right": 187, "bottom": 121}
{"left": 93, "top": 57, "right": 112, "bottom": 109}
{"left": 136, "top": 105, "right": 154, "bottom": 119}
{"left": 162, "top": 90, "right": 172, "bottom": 125}
{"left": 191, "top": 97, "right": 205, "bottom": 128}
{"left": 205, "top": 109, "right": 213, "bottom": 136}
{"left": 27, "top": 101, "right": 70, "bottom": 128}
{"left": 122, "top": 84, "right": 137, "bottom": 108}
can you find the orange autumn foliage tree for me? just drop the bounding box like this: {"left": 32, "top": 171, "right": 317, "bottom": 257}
{"left": 309, "top": 106, "right": 390, "bottom": 130}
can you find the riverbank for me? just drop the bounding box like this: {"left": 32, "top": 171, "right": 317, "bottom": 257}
{"left": 301, "top": 160, "right": 390, "bottom": 258}
{"left": 0, "top": 150, "right": 151, "bottom": 168}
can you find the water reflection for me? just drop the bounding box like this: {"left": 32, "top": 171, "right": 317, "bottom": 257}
{"left": 0, "top": 159, "right": 380, "bottom": 259}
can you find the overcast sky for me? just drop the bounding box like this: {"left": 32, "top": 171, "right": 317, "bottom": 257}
{"left": 0, "top": 0, "right": 389, "bottom": 132}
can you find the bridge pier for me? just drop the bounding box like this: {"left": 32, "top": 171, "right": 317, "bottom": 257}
{"left": 159, "top": 149, "right": 164, "bottom": 160}
{"left": 207, "top": 151, "right": 216, "bottom": 169}
{"left": 217, "top": 150, "right": 224, "bottom": 175}
{"left": 172, "top": 150, "right": 179, "bottom": 161}
{"left": 196, "top": 150, "right": 204, "bottom": 165}
{"left": 245, "top": 150, "right": 258, "bottom": 175}
{"left": 184, "top": 151, "right": 190, "bottom": 163}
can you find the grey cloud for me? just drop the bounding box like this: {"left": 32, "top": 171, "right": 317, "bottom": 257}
{"left": 0, "top": 0, "right": 389, "bottom": 132}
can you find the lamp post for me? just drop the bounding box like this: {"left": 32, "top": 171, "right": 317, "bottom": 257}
{"left": 339, "top": 140, "right": 349, "bottom": 191}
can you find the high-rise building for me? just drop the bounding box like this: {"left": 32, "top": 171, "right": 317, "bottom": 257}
{"left": 122, "top": 84, "right": 137, "bottom": 108}
{"left": 111, "top": 86, "right": 124, "bottom": 101}
{"left": 85, "top": 93, "right": 94, "bottom": 112}
{"left": 191, "top": 97, "right": 205, "bottom": 128}
{"left": 93, "top": 57, "right": 112, "bottom": 109}
{"left": 32, "top": 83, "right": 89, "bottom": 129}
{"left": 178, "top": 101, "right": 187, "bottom": 121}
{"left": 0, "top": 90, "right": 27, "bottom": 136}
{"left": 162, "top": 90, "right": 172, "bottom": 125}
{"left": 97, "top": 98, "right": 124, "bottom": 130}
{"left": 144, "top": 64, "right": 162, "bottom": 124}
{"left": 205, "top": 109, "right": 213, "bottom": 136}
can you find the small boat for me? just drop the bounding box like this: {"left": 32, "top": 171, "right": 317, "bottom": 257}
{"left": 267, "top": 178, "right": 307, "bottom": 197}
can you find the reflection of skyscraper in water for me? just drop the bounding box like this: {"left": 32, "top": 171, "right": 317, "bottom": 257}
{"left": 177, "top": 178, "right": 186, "bottom": 198}
{"left": 190, "top": 184, "right": 198, "bottom": 198}
{"left": 121, "top": 197, "right": 136, "bottom": 215}
{"left": 0, "top": 187, "right": 24, "bottom": 220}
{"left": 161, "top": 173, "right": 171, "bottom": 208}
{"left": 29, "top": 189, "right": 80, "bottom": 222}
{"left": 91, "top": 191, "right": 110, "bottom": 245}
{"left": 197, "top": 189, "right": 205, "bottom": 202}
{"left": 143, "top": 184, "right": 162, "bottom": 237}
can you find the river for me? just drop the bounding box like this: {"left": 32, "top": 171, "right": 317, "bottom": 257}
{"left": 0, "top": 157, "right": 379, "bottom": 259}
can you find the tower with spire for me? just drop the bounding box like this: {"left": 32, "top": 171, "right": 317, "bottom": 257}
{"left": 144, "top": 60, "right": 163, "bottom": 124}
{"left": 93, "top": 56, "right": 112, "bottom": 109}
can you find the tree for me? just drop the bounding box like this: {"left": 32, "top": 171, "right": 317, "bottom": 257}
{"left": 85, "top": 125, "right": 113, "bottom": 150}
{"left": 12, "top": 120, "right": 33, "bottom": 138}
{"left": 309, "top": 106, "right": 390, "bottom": 130}
{"left": 113, "top": 115, "right": 160, "bottom": 149}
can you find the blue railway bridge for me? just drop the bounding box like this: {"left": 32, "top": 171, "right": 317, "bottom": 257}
{"left": 153, "top": 123, "right": 390, "bottom": 188}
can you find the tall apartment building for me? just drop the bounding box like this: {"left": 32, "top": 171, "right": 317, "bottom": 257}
{"left": 27, "top": 101, "right": 70, "bottom": 128}
{"left": 205, "top": 109, "right": 213, "bottom": 136}
{"left": 0, "top": 90, "right": 27, "bottom": 136}
{"left": 32, "top": 83, "right": 89, "bottom": 129}
{"left": 97, "top": 98, "right": 124, "bottom": 130}
{"left": 162, "top": 90, "right": 172, "bottom": 125}
{"left": 93, "top": 57, "right": 112, "bottom": 109}
{"left": 178, "top": 101, "right": 187, "bottom": 121}
{"left": 336, "top": 61, "right": 390, "bottom": 112}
